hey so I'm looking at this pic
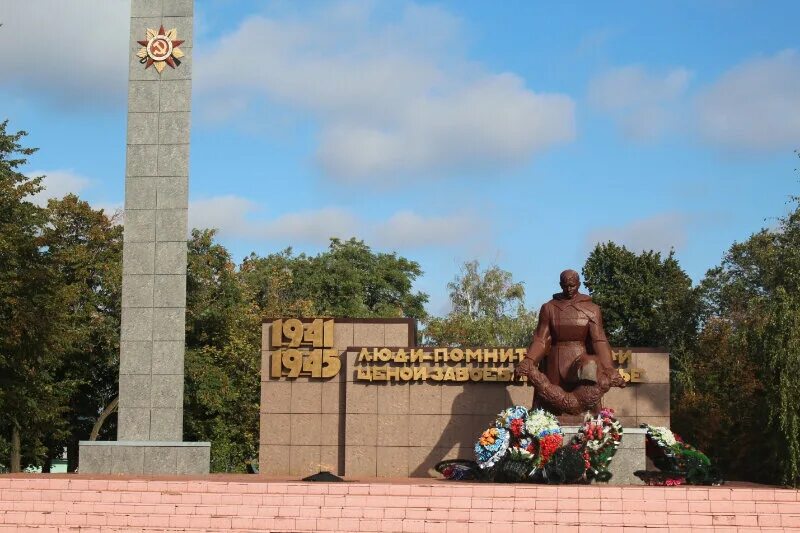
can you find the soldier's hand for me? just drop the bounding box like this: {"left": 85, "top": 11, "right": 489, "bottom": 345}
{"left": 609, "top": 369, "right": 627, "bottom": 388}
{"left": 515, "top": 357, "right": 536, "bottom": 379}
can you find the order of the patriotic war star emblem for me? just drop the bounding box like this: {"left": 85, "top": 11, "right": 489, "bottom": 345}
{"left": 137, "top": 26, "right": 185, "bottom": 73}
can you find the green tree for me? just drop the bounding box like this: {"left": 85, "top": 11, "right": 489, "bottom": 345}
{"left": 0, "top": 121, "right": 68, "bottom": 471}
{"left": 424, "top": 261, "right": 537, "bottom": 347}
{"left": 670, "top": 317, "right": 769, "bottom": 482}
{"left": 675, "top": 193, "right": 800, "bottom": 486}
{"left": 582, "top": 242, "right": 699, "bottom": 351}
{"left": 238, "top": 249, "right": 315, "bottom": 319}
{"left": 184, "top": 229, "right": 261, "bottom": 472}
{"left": 40, "top": 194, "right": 122, "bottom": 470}
{"left": 298, "top": 238, "right": 428, "bottom": 319}
{"left": 243, "top": 238, "right": 428, "bottom": 320}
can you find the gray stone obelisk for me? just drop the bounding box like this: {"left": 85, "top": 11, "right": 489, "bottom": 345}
{"left": 79, "top": 0, "right": 210, "bottom": 474}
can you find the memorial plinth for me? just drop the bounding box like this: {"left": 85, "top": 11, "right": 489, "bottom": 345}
{"left": 260, "top": 318, "right": 668, "bottom": 483}
{"left": 79, "top": 0, "right": 209, "bottom": 475}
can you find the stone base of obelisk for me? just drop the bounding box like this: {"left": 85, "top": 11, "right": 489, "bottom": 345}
{"left": 78, "top": 441, "right": 210, "bottom": 475}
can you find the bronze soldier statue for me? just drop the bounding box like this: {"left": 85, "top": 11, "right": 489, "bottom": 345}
{"left": 514, "top": 269, "right": 626, "bottom": 415}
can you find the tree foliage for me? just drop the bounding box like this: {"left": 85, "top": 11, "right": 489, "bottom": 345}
{"left": 0, "top": 121, "right": 69, "bottom": 471}
{"left": 40, "top": 195, "right": 122, "bottom": 469}
{"left": 242, "top": 239, "right": 428, "bottom": 319}
{"left": 424, "top": 261, "right": 537, "bottom": 347}
{"left": 674, "top": 194, "right": 800, "bottom": 486}
{"left": 581, "top": 188, "right": 800, "bottom": 487}
{"left": 184, "top": 229, "right": 261, "bottom": 472}
{"left": 582, "top": 243, "right": 699, "bottom": 350}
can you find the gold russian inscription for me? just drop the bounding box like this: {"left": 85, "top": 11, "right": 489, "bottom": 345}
{"left": 613, "top": 350, "right": 632, "bottom": 365}
{"left": 283, "top": 348, "right": 302, "bottom": 377}
{"left": 270, "top": 319, "right": 342, "bottom": 379}
{"left": 321, "top": 348, "right": 340, "bottom": 378}
{"left": 497, "top": 368, "right": 512, "bottom": 381}
{"left": 302, "top": 349, "right": 322, "bottom": 377}
{"left": 270, "top": 318, "right": 657, "bottom": 386}
{"left": 323, "top": 319, "right": 334, "bottom": 348}
{"left": 466, "top": 349, "right": 481, "bottom": 363}
{"left": 283, "top": 318, "right": 304, "bottom": 347}
{"left": 304, "top": 319, "right": 323, "bottom": 347}
{"left": 271, "top": 319, "right": 283, "bottom": 349}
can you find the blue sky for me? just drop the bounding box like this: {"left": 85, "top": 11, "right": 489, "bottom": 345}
{"left": 2, "top": 0, "right": 799, "bottom": 314}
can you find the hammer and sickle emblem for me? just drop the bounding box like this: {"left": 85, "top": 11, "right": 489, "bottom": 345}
{"left": 151, "top": 40, "right": 168, "bottom": 55}
{"left": 147, "top": 37, "right": 172, "bottom": 60}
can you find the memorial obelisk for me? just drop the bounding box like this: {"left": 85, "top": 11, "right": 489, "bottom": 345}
{"left": 79, "top": 0, "right": 210, "bottom": 474}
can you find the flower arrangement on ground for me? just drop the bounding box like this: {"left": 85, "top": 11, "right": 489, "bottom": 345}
{"left": 635, "top": 424, "right": 723, "bottom": 486}
{"left": 437, "top": 405, "right": 624, "bottom": 484}
{"left": 573, "top": 408, "right": 623, "bottom": 482}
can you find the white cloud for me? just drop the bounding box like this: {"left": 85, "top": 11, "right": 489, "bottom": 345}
{"left": 261, "top": 207, "right": 359, "bottom": 245}
{"left": 588, "top": 65, "right": 691, "bottom": 140}
{"left": 187, "top": 195, "right": 481, "bottom": 249}
{"left": 374, "top": 211, "right": 481, "bottom": 249}
{"left": 27, "top": 170, "right": 91, "bottom": 206}
{"left": 188, "top": 197, "right": 356, "bottom": 244}
{"left": 195, "top": 3, "right": 575, "bottom": 183}
{"left": 0, "top": 0, "right": 129, "bottom": 108}
{"left": 188, "top": 195, "right": 260, "bottom": 239}
{"left": 585, "top": 213, "right": 689, "bottom": 254}
{"left": 695, "top": 50, "right": 800, "bottom": 151}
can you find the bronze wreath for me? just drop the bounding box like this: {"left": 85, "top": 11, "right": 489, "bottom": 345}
{"left": 522, "top": 366, "right": 615, "bottom": 415}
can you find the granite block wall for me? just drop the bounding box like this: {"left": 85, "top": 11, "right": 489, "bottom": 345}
{"left": 259, "top": 320, "right": 412, "bottom": 477}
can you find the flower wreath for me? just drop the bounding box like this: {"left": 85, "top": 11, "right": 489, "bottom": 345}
{"left": 573, "top": 408, "right": 623, "bottom": 482}
{"left": 474, "top": 427, "right": 511, "bottom": 470}
{"left": 636, "top": 424, "right": 723, "bottom": 486}
{"left": 524, "top": 409, "right": 564, "bottom": 468}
